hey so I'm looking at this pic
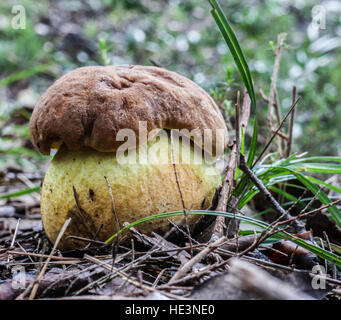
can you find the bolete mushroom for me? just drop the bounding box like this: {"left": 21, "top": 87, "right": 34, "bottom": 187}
{"left": 29, "top": 65, "right": 228, "bottom": 250}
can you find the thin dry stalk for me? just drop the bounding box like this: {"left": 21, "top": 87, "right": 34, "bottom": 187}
{"left": 287, "top": 188, "right": 310, "bottom": 214}
{"left": 170, "top": 130, "right": 193, "bottom": 257}
{"left": 7, "top": 218, "right": 21, "bottom": 265}
{"left": 66, "top": 235, "right": 106, "bottom": 246}
{"left": 286, "top": 85, "right": 297, "bottom": 157}
{"left": 9, "top": 218, "right": 20, "bottom": 249}
{"left": 300, "top": 185, "right": 323, "bottom": 214}
{"left": 104, "top": 176, "right": 120, "bottom": 236}
{"left": 83, "top": 254, "right": 184, "bottom": 300}
{"left": 74, "top": 245, "right": 163, "bottom": 296}
{"left": 7, "top": 250, "right": 81, "bottom": 262}
{"left": 211, "top": 143, "right": 237, "bottom": 239}
{"left": 169, "top": 236, "right": 227, "bottom": 284}
{"left": 276, "top": 198, "right": 341, "bottom": 227}
{"left": 323, "top": 231, "right": 337, "bottom": 280}
{"left": 267, "top": 33, "right": 287, "bottom": 154}
{"left": 235, "top": 90, "right": 241, "bottom": 156}
{"left": 28, "top": 217, "right": 72, "bottom": 300}
{"left": 252, "top": 96, "right": 301, "bottom": 168}
{"left": 211, "top": 91, "right": 251, "bottom": 240}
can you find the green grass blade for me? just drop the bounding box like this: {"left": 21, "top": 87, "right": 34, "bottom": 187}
{"left": 307, "top": 176, "right": 341, "bottom": 194}
{"left": 0, "top": 64, "right": 51, "bottom": 87}
{"left": 268, "top": 185, "right": 298, "bottom": 202}
{"left": 290, "top": 156, "right": 341, "bottom": 163}
{"left": 0, "top": 146, "right": 48, "bottom": 160}
{"left": 99, "top": 39, "right": 110, "bottom": 66}
{"left": 285, "top": 162, "right": 341, "bottom": 174}
{"left": 209, "top": 0, "right": 256, "bottom": 109}
{"left": 0, "top": 186, "right": 40, "bottom": 199}
{"left": 288, "top": 170, "right": 341, "bottom": 226}
{"left": 208, "top": 0, "right": 258, "bottom": 167}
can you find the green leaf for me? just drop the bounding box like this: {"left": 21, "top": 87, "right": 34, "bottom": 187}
{"left": 0, "top": 186, "right": 40, "bottom": 199}
{"left": 99, "top": 39, "right": 110, "bottom": 66}
{"left": 268, "top": 185, "right": 298, "bottom": 202}
{"left": 291, "top": 156, "right": 341, "bottom": 163}
{"left": 306, "top": 176, "right": 341, "bottom": 194}
{"left": 208, "top": 0, "right": 258, "bottom": 167}
{"left": 285, "top": 162, "right": 341, "bottom": 174}
{"left": 288, "top": 170, "right": 341, "bottom": 227}
{"left": 0, "top": 64, "right": 51, "bottom": 86}
{"left": 209, "top": 0, "right": 256, "bottom": 110}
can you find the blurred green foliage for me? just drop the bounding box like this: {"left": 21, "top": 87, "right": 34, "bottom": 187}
{"left": 0, "top": 0, "right": 340, "bottom": 173}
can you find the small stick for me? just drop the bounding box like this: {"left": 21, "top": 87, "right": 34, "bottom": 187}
{"left": 235, "top": 90, "right": 241, "bottom": 158}
{"left": 270, "top": 128, "right": 288, "bottom": 140}
{"left": 288, "top": 245, "right": 299, "bottom": 267}
{"left": 267, "top": 33, "right": 286, "bottom": 138}
{"left": 170, "top": 130, "right": 193, "bottom": 257}
{"left": 73, "top": 252, "right": 151, "bottom": 296}
{"left": 7, "top": 218, "right": 21, "bottom": 267}
{"left": 299, "top": 185, "right": 323, "bottom": 215}
{"left": 17, "top": 173, "right": 40, "bottom": 202}
{"left": 16, "top": 243, "right": 34, "bottom": 263}
{"left": 212, "top": 143, "right": 237, "bottom": 238}
{"left": 259, "top": 88, "right": 276, "bottom": 106}
{"left": 104, "top": 176, "right": 121, "bottom": 266}
{"left": 29, "top": 218, "right": 72, "bottom": 300}
{"left": 273, "top": 89, "right": 282, "bottom": 126}
{"left": 152, "top": 268, "right": 170, "bottom": 287}
{"left": 149, "top": 58, "right": 163, "bottom": 68}
{"left": 10, "top": 218, "right": 21, "bottom": 249}
{"left": 7, "top": 250, "right": 81, "bottom": 261}
{"left": 240, "top": 91, "right": 251, "bottom": 129}
{"left": 169, "top": 236, "right": 227, "bottom": 284}
{"left": 276, "top": 198, "right": 341, "bottom": 227}
{"left": 83, "top": 223, "right": 104, "bottom": 250}
{"left": 104, "top": 177, "right": 120, "bottom": 233}
{"left": 7, "top": 260, "right": 79, "bottom": 266}
{"left": 252, "top": 96, "right": 301, "bottom": 168}
{"left": 84, "top": 254, "right": 184, "bottom": 300}
{"left": 166, "top": 217, "right": 198, "bottom": 247}
{"left": 211, "top": 91, "right": 250, "bottom": 240}
{"left": 323, "top": 231, "right": 336, "bottom": 279}
{"left": 286, "top": 86, "right": 297, "bottom": 157}
{"left": 287, "top": 188, "right": 309, "bottom": 214}
{"left": 66, "top": 235, "right": 107, "bottom": 246}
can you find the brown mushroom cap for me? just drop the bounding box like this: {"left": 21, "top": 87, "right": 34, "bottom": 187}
{"left": 29, "top": 65, "right": 228, "bottom": 156}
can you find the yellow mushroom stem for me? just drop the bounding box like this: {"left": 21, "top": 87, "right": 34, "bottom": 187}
{"left": 41, "top": 134, "right": 222, "bottom": 250}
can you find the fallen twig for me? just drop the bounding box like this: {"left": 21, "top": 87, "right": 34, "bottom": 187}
{"left": 28, "top": 218, "right": 72, "bottom": 300}
{"left": 169, "top": 236, "right": 227, "bottom": 284}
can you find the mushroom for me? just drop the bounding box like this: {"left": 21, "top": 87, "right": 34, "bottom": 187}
{"left": 29, "top": 65, "right": 228, "bottom": 250}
